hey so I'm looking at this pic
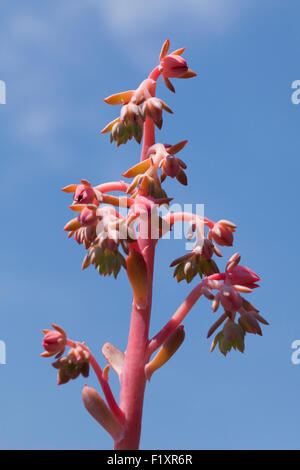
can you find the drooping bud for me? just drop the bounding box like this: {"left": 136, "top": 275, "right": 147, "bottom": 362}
{"left": 145, "top": 326, "right": 185, "bottom": 381}
{"left": 223, "top": 319, "right": 245, "bottom": 344}
{"left": 120, "top": 102, "right": 144, "bottom": 126}
{"left": 142, "top": 97, "right": 173, "bottom": 129}
{"left": 82, "top": 242, "right": 126, "bottom": 279}
{"left": 208, "top": 220, "right": 236, "bottom": 247}
{"left": 170, "top": 239, "right": 219, "bottom": 284}
{"left": 238, "top": 311, "right": 262, "bottom": 336}
{"left": 82, "top": 385, "right": 124, "bottom": 443}
{"left": 210, "top": 323, "right": 245, "bottom": 356}
{"left": 218, "top": 283, "right": 243, "bottom": 313}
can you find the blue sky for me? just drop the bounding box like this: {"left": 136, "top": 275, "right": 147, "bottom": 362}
{"left": 0, "top": 0, "right": 300, "bottom": 449}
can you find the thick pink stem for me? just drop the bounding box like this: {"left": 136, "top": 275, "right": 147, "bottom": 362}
{"left": 115, "top": 237, "right": 155, "bottom": 449}
{"left": 115, "top": 67, "right": 161, "bottom": 448}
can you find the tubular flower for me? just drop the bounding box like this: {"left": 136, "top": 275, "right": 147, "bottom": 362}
{"left": 41, "top": 324, "right": 66, "bottom": 358}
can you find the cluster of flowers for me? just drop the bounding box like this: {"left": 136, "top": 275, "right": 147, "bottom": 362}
{"left": 199, "top": 252, "right": 268, "bottom": 356}
{"left": 170, "top": 219, "right": 236, "bottom": 283}
{"left": 101, "top": 41, "right": 196, "bottom": 147}
{"left": 62, "top": 180, "right": 137, "bottom": 279}
{"left": 42, "top": 325, "right": 90, "bottom": 385}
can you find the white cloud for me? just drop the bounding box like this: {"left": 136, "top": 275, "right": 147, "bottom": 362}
{"left": 94, "top": 0, "right": 246, "bottom": 36}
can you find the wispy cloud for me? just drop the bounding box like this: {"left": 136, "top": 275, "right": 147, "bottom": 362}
{"left": 95, "top": 0, "right": 245, "bottom": 36}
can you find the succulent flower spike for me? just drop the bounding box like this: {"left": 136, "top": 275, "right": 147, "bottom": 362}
{"left": 41, "top": 324, "right": 66, "bottom": 358}
{"left": 44, "top": 39, "right": 265, "bottom": 450}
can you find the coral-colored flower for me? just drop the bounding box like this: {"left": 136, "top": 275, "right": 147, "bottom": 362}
{"left": 74, "top": 185, "right": 95, "bottom": 204}
{"left": 208, "top": 220, "right": 236, "bottom": 247}
{"left": 226, "top": 265, "right": 260, "bottom": 288}
{"left": 41, "top": 324, "right": 66, "bottom": 358}
{"left": 158, "top": 39, "right": 197, "bottom": 92}
{"left": 160, "top": 54, "right": 189, "bottom": 78}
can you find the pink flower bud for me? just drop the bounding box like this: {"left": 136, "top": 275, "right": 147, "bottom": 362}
{"left": 226, "top": 265, "right": 260, "bottom": 288}
{"left": 41, "top": 325, "right": 66, "bottom": 358}
{"left": 160, "top": 54, "right": 189, "bottom": 78}
{"left": 209, "top": 220, "right": 236, "bottom": 247}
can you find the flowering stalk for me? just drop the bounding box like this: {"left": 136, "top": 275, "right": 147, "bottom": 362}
{"left": 41, "top": 39, "right": 267, "bottom": 450}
